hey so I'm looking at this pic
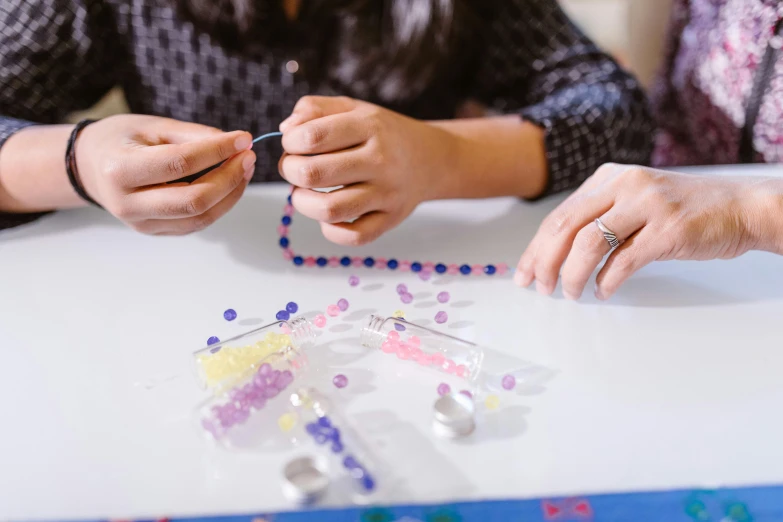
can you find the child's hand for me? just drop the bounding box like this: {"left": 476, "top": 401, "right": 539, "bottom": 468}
{"left": 76, "top": 115, "right": 255, "bottom": 235}
{"left": 278, "top": 96, "right": 458, "bottom": 245}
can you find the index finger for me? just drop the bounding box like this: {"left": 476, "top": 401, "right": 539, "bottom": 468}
{"left": 128, "top": 130, "right": 253, "bottom": 187}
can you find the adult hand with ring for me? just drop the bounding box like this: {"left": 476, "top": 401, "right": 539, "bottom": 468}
{"left": 514, "top": 163, "right": 783, "bottom": 300}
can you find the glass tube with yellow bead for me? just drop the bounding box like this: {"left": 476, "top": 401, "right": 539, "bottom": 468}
{"left": 192, "top": 317, "right": 315, "bottom": 394}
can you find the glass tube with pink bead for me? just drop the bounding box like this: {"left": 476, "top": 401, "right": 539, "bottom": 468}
{"left": 192, "top": 317, "right": 315, "bottom": 395}
{"left": 197, "top": 346, "right": 309, "bottom": 449}
{"left": 360, "top": 315, "right": 484, "bottom": 382}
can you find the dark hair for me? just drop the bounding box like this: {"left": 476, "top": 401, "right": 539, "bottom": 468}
{"left": 174, "top": 0, "right": 480, "bottom": 104}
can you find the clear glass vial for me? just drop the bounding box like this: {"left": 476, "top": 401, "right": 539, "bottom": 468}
{"left": 361, "top": 315, "right": 484, "bottom": 381}
{"left": 193, "top": 317, "right": 315, "bottom": 393}
{"left": 198, "top": 345, "right": 308, "bottom": 447}
{"left": 289, "top": 387, "right": 385, "bottom": 501}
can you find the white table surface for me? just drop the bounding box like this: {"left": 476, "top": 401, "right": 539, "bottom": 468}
{"left": 2, "top": 164, "right": 783, "bottom": 520}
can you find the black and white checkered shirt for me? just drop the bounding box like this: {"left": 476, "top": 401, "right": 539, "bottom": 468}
{"left": 0, "top": 0, "right": 653, "bottom": 230}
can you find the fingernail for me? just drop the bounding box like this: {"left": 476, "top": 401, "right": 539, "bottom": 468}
{"left": 535, "top": 280, "right": 550, "bottom": 296}
{"left": 513, "top": 270, "right": 525, "bottom": 287}
{"left": 594, "top": 284, "right": 606, "bottom": 300}
{"left": 563, "top": 290, "right": 577, "bottom": 301}
{"left": 244, "top": 164, "right": 255, "bottom": 181}
{"left": 234, "top": 133, "right": 252, "bottom": 151}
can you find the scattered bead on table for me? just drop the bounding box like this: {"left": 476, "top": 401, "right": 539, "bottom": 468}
{"left": 337, "top": 298, "right": 349, "bottom": 312}
{"left": 278, "top": 412, "right": 297, "bottom": 432}
{"left": 437, "top": 291, "right": 450, "bottom": 303}
{"left": 437, "top": 383, "right": 451, "bottom": 396}
{"left": 400, "top": 292, "right": 413, "bottom": 304}
{"left": 484, "top": 395, "right": 500, "bottom": 410}
{"left": 313, "top": 314, "right": 327, "bottom": 328}
{"left": 332, "top": 374, "right": 349, "bottom": 388}
{"left": 435, "top": 311, "right": 448, "bottom": 324}
{"left": 286, "top": 302, "right": 299, "bottom": 314}
{"left": 276, "top": 310, "right": 290, "bottom": 321}
{"left": 348, "top": 275, "right": 360, "bottom": 287}
{"left": 501, "top": 374, "right": 517, "bottom": 390}
{"left": 326, "top": 304, "right": 340, "bottom": 317}
{"left": 223, "top": 309, "right": 237, "bottom": 321}
{"left": 396, "top": 284, "right": 408, "bottom": 295}
{"left": 207, "top": 336, "right": 220, "bottom": 346}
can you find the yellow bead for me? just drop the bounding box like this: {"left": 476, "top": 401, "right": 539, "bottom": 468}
{"left": 278, "top": 413, "right": 297, "bottom": 432}
{"left": 393, "top": 310, "right": 405, "bottom": 318}
{"left": 484, "top": 395, "right": 500, "bottom": 410}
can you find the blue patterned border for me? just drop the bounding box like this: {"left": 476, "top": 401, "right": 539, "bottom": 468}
{"left": 90, "top": 484, "right": 783, "bottom": 522}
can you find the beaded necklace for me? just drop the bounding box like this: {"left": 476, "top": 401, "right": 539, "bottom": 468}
{"left": 253, "top": 132, "right": 511, "bottom": 277}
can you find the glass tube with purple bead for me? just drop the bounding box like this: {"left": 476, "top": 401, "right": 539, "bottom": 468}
{"left": 361, "top": 315, "right": 484, "bottom": 382}
{"left": 198, "top": 346, "right": 308, "bottom": 448}
{"left": 193, "top": 317, "right": 315, "bottom": 394}
{"left": 289, "top": 387, "right": 386, "bottom": 502}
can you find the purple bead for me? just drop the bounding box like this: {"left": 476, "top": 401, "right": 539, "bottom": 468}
{"left": 396, "top": 284, "right": 408, "bottom": 295}
{"left": 233, "top": 408, "right": 250, "bottom": 424}
{"left": 337, "top": 298, "right": 349, "bottom": 312}
{"left": 252, "top": 373, "right": 267, "bottom": 389}
{"left": 459, "top": 390, "right": 473, "bottom": 399}
{"left": 286, "top": 301, "right": 299, "bottom": 314}
{"left": 437, "top": 383, "right": 451, "bottom": 396}
{"left": 401, "top": 292, "right": 413, "bottom": 304}
{"left": 223, "top": 309, "right": 237, "bottom": 321}
{"left": 343, "top": 456, "right": 359, "bottom": 469}
{"left": 263, "top": 386, "right": 279, "bottom": 398}
{"left": 332, "top": 374, "right": 349, "bottom": 388}
{"left": 267, "top": 370, "right": 281, "bottom": 385}
{"left": 418, "top": 271, "right": 432, "bottom": 281}
{"left": 318, "top": 416, "right": 332, "bottom": 428}
{"left": 437, "top": 291, "right": 450, "bottom": 303}
{"left": 435, "top": 311, "right": 448, "bottom": 324}
{"left": 501, "top": 374, "right": 517, "bottom": 390}
{"left": 349, "top": 275, "right": 360, "bottom": 287}
{"left": 207, "top": 336, "right": 220, "bottom": 346}
{"left": 394, "top": 322, "right": 406, "bottom": 332}
{"left": 331, "top": 441, "right": 344, "bottom": 453}
{"left": 306, "top": 422, "right": 319, "bottom": 435}
{"left": 258, "top": 363, "right": 272, "bottom": 376}
{"left": 250, "top": 395, "right": 267, "bottom": 410}
{"left": 276, "top": 370, "right": 294, "bottom": 389}
{"left": 314, "top": 434, "right": 328, "bottom": 445}
{"left": 276, "top": 310, "right": 290, "bottom": 321}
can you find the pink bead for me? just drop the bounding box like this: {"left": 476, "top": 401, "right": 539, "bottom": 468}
{"left": 407, "top": 335, "right": 420, "bottom": 347}
{"left": 431, "top": 353, "right": 445, "bottom": 366}
{"left": 284, "top": 204, "right": 294, "bottom": 216}
{"left": 447, "top": 264, "right": 459, "bottom": 275}
{"left": 387, "top": 330, "right": 400, "bottom": 341}
{"left": 381, "top": 341, "right": 397, "bottom": 353}
{"left": 280, "top": 324, "right": 292, "bottom": 335}
{"left": 443, "top": 359, "right": 457, "bottom": 374}
{"left": 417, "top": 354, "right": 432, "bottom": 367}
{"left": 283, "top": 249, "right": 294, "bottom": 261}
{"left": 376, "top": 258, "right": 387, "bottom": 269}
{"left": 326, "top": 305, "right": 340, "bottom": 317}
{"left": 313, "top": 314, "right": 327, "bottom": 328}
{"left": 455, "top": 365, "right": 467, "bottom": 378}
{"left": 423, "top": 262, "right": 435, "bottom": 270}
{"left": 328, "top": 256, "right": 339, "bottom": 267}
{"left": 304, "top": 256, "right": 316, "bottom": 267}
{"left": 352, "top": 257, "right": 363, "bottom": 267}
{"left": 497, "top": 263, "right": 509, "bottom": 275}
{"left": 410, "top": 347, "right": 423, "bottom": 359}
{"left": 472, "top": 264, "right": 484, "bottom": 276}
{"left": 400, "top": 261, "right": 411, "bottom": 272}
{"left": 397, "top": 346, "right": 411, "bottom": 360}
{"left": 277, "top": 225, "right": 289, "bottom": 236}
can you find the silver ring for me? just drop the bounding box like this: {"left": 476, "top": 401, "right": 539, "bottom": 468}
{"left": 595, "top": 218, "right": 621, "bottom": 249}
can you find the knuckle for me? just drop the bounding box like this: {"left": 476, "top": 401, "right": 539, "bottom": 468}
{"left": 299, "top": 161, "right": 323, "bottom": 188}
{"left": 611, "top": 249, "right": 636, "bottom": 272}
{"left": 573, "top": 227, "right": 605, "bottom": 255}
{"left": 302, "top": 124, "right": 326, "bottom": 149}
{"left": 166, "top": 152, "right": 190, "bottom": 178}
{"left": 177, "top": 193, "right": 207, "bottom": 217}
{"left": 543, "top": 210, "right": 573, "bottom": 237}
{"left": 623, "top": 165, "right": 652, "bottom": 185}
{"left": 295, "top": 96, "right": 317, "bottom": 111}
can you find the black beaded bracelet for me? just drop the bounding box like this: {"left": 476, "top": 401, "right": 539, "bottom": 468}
{"left": 65, "top": 119, "right": 102, "bottom": 208}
